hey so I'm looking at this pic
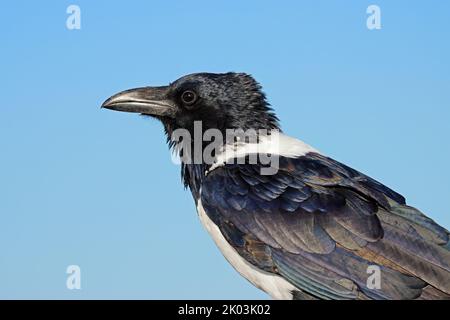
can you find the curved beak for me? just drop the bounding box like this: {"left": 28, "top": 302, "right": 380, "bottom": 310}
{"left": 101, "top": 86, "right": 176, "bottom": 117}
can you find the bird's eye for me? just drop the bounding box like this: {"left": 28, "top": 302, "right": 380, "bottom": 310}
{"left": 181, "top": 90, "right": 198, "bottom": 106}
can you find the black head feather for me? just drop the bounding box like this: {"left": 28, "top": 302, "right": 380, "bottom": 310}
{"left": 161, "top": 72, "right": 280, "bottom": 139}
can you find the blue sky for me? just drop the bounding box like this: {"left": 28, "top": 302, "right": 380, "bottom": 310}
{"left": 0, "top": 1, "right": 449, "bottom": 299}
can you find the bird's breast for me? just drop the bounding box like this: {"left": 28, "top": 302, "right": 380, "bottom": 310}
{"left": 196, "top": 198, "right": 296, "bottom": 299}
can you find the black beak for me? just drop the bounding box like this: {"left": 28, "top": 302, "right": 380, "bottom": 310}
{"left": 101, "top": 86, "right": 176, "bottom": 117}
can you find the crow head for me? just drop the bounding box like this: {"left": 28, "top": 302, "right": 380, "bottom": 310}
{"left": 102, "top": 72, "right": 279, "bottom": 142}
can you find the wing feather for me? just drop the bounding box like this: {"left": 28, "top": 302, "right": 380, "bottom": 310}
{"left": 200, "top": 152, "right": 450, "bottom": 299}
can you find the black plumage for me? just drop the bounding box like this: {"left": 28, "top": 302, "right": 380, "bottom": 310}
{"left": 102, "top": 72, "right": 450, "bottom": 299}
{"left": 201, "top": 154, "right": 450, "bottom": 299}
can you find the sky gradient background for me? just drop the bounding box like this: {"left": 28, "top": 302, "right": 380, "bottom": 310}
{"left": 1, "top": 1, "right": 449, "bottom": 299}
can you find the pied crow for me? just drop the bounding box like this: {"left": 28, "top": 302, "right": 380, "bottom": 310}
{"left": 102, "top": 72, "right": 450, "bottom": 300}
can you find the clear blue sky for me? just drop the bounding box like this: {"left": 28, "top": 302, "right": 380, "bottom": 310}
{"left": 0, "top": 1, "right": 449, "bottom": 299}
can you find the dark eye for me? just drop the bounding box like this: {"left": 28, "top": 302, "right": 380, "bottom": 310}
{"left": 181, "top": 90, "right": 198, "bottom": 106}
